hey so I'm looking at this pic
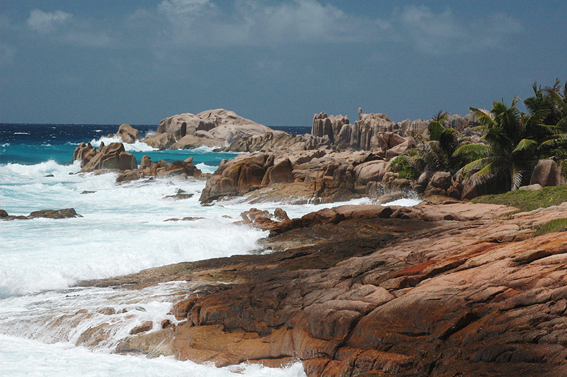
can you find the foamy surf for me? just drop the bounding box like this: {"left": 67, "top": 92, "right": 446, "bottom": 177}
{"left": 89, "top": 135, "right": 157, "bottom": 152}
{"left": 0, "top": 334, "right": 306, "bottom": 377}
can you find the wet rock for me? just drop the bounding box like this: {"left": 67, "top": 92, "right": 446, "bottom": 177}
{"left": 80, "top": 199, "right": 567, "bottom": 375}
{"left": 163, "top": 189, "right": 194, "bottom": 200}
{"left": 130, "top": 321, "right": 153, "bottom": 335}
{"left": 28, "top": 208, "right": 81, "bottom": 219}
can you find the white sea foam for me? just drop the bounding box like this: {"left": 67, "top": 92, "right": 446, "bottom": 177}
{"left": 13, "top": 132, "right": 30, "bottom": 135}
{"left": 195, "top": 162, "right": 217, "bottom": 174}
{"left": 0, "top": 335, "right": 306, "bottom": 377}
{"left": 90, "top": 135, "right": 157, "bottom": 152}
{"left": 0, "top": 153, "right": 423, "bottom": 374}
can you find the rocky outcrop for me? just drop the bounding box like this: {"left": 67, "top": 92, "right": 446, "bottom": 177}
{"left": 142, "top": 133, "right": 177, "bottom": 150}
{"left": 309, "top": 109, "right": 424, "bottom": 151}
{"left": 199, "top": 150, "right": 405, "bottom": 204}
{"left": 148, "top": 109, "right": 284, "bottom": 150}
{"left": 116, "top": 124, "right": 140, "bottom": 144}
{"left": 73, "top": 142, "right": 137, "bottom": 172}
{"left": 1, "top": 208, "right": 81, "bottom": 220}
{"left": 116, "top": 156, "right": 202, "bottom": 183}
{"left": 80, "top": 200, "right": 567, "bottom": 376}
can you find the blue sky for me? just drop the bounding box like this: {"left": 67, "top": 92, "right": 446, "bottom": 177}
{"left": 1, "top": 0, "right": 566, "bottom": 126}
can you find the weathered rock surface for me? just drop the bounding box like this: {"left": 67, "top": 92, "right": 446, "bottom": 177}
{"left": 199, "top": 150, "right": 421, "bottom": 204}
{"left": 77, "top": 200, "right": 567, "bottom": 376}
{"left": 116, "top": 124, "right": 140, "bottom": 144}
{"left": 530, "top": 159, "right": 566, "bottom": 187}
{"left": 116, "top": 156, "right": 202, "bottom": 183}
{"left": 148, "top": 109, "right": 283, "bottom": 150}
{"left": 73, "top": 142, "right": 137, "bottom": 172}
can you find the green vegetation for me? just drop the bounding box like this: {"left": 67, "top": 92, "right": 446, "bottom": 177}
{"left": 391, "top": 111, "right": 461, "bottom": 180}
{"left": 471, "top": 185, "right": 567, "bottom": 212}
{"left": 395, "top": 79, "right": 567, "bottom": 198}
{"left": 533, "top": 218, "right": 567, "bottom": 237}
{"left": 390, "top": 154, "right": 423, "bottom": 180}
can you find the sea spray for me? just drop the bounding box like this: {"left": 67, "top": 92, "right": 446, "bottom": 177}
{"left": 0, "top": 334, "right": 307, "bottom": 377}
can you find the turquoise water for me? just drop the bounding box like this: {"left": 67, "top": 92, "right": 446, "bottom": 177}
{"left": 0, "top": 123, "right": 240, "bottom": 167}
{"left": 0, "top": 123, "right": 413, "bottom": 376}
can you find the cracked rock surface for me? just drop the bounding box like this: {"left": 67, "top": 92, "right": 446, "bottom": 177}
{"left": 82, "top": 202, "right": 567, "bottom": 376}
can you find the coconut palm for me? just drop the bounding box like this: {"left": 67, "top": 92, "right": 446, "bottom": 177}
{"left": 411, "top": 111, "right": 461, "bottom": 174}
{"left": 453, "top": 97, "right": 546, "bottom": 191}
{"left": 390, "top": 111, "right": 462, "bottom": 180}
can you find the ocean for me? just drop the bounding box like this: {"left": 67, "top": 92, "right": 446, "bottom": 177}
{"left": 0, "top": 123, "right": 417, "bottom": 376}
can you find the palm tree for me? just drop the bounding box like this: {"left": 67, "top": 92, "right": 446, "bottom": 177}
{"left": 390, "top": 111, "right": 461, "bottom": 180}
{"left": 411, "top": 111, "right": 460, "bottom": 175}
{"left": 453, "top": 97, "right": 547, "bottom": 191}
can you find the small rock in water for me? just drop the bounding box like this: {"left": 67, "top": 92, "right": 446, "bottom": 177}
{"left": 164, "top": 216, "right": 204, "bottom": 222}
{"left": 163, "top": 189, "right": 194, "bottom": 200}
{"left": 28, "top": 208, "right": 81, "bottom": 219}
{"left": 130, "top": 321, "right": 153, "bottom": 335}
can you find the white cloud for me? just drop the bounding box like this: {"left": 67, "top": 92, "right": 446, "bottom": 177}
{"left": 139, "top": 1, "right": 522, "bottom": 53}
{"left": 396, "top": 5, "right": 523, "bottom": 53}
{"left": 147, "top": 0, "right": 376, "bottom": 48}
{"left": 27, "top": 9, "right": 72, "bottom": 33}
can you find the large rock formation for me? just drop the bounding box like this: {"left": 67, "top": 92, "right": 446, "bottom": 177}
{"left": 199, "top": 150, "right": 419, "bottom": 204}
{"left": 116, "top": 124, "right": 140, "bottom": 144}
{"left": 530, "top": 159, "right": 566, "bottom": 187}
{"left": 73, "top": 142, "right": 137, "bottom": 172}
{"left": 116, "top": 156, "right": 202, "bottom": 183}
{"left": 78, "top": 200, "right": 567, "bottom": 376}
{"left": 310, "top": 108, "right": 425, "bottom": 151}
{"left": 145, "top": 109, "right": 284, "bottom": 150}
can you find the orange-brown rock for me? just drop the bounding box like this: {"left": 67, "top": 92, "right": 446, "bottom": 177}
{"left": 199, "top": 151, "right": 390, "bottom": 204}
{"left": 80, "top": 201, "right": 567, "bottom": 376}
{"left": 115, "top": 156, "right": 202, "bottom": 183}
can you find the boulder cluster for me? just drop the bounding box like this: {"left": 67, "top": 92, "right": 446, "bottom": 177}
{"left": 198, "top": 149, "right": 416, "bottom": 204}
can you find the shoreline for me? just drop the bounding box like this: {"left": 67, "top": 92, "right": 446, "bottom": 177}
{"left": 71, "top": 199, "right": 567, "bottom": 376}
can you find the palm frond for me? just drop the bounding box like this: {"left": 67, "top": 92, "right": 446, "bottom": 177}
{"left": 512, "top": 139, "right": 537, "bottom": 153}
{"left": 453, "top": 143, "right": 491, "bottom": 160}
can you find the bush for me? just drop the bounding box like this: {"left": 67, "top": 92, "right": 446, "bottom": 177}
{"left": 390, "top": 156, "right": 421, "bottom": 180}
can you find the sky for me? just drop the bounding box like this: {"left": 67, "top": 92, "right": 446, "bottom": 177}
{"left": 0, "top": 0, "right": 566, "bottom": 127}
